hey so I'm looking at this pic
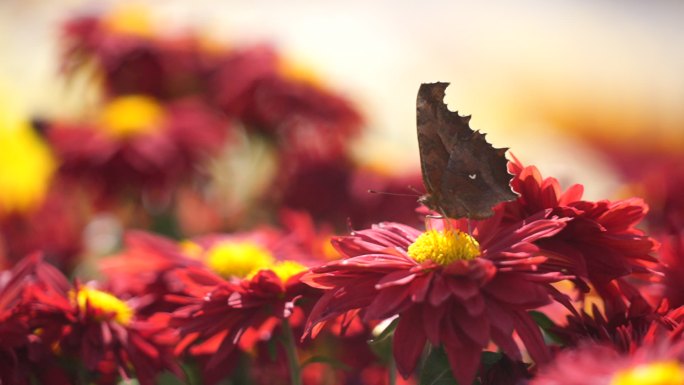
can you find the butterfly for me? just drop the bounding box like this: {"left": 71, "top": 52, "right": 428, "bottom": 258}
{"left": 416, "top": 82, "right": 518, "bottom": 219}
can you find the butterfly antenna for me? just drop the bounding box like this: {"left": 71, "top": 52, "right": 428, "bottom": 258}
{"left": 367, "top": 189, "right": 421, "bottom": 198}
{"left": 407, "top": 185, "right": 424, "bottom": 195}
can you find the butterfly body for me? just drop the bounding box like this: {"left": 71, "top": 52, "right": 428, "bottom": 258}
{"left": 416, "top": 82, "right": 517, "bottom": 219}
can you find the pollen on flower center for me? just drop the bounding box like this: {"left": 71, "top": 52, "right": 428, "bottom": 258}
{"left": 407, "top": 229, "right": 480, "bottom": 265}
{"left": 75, "top": 287, "right": 133, "bottom": 325}
{"left": 99, "top": 95, "right": 165, "bottom": 138}
{"left": 610, "top": 361, "right": 684, "bottom": 385}
{"left": 205, "top": 241, "right": 275, "bottom": 279}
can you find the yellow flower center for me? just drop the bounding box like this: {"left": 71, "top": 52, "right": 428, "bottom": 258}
{"left": 205, "top": 241, "right": 275, "bottom": 279}
{"left": 99, "top": 95, "right": 165, "bottom": 138}
{"left": 611, "top": 361, "right": 684, "bottom": 385}
{"left": 0, "top": 123, "right": 55, "bottom": 215}
{"left": 102, "top": 4, "right": 154, "bottom": 37}
{"left": 407, "top": 230, "right": 480, "bottom": 265}
{"left": 249, "top": 260, "right": 307, "bottom": 282}
{"left": 74, "top": 287, "right": 133, "bottom": 325}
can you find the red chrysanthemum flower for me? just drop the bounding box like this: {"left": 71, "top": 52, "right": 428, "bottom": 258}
{"left": 505, "top": 158, "right": 658, "bottom": 295}
{"left": 302, "top": 211, "right": 569, "bottom": 385}
{"left": 101, "top": 216, "right": 329, "bottom": 313}
{"left": 48, "top": 96, "right": 228, "bottom": 201}
{"left": 0, "top": 254, "right": 73, "bottom": 385}
{"left": 1, "top": 254, "right": 181, "bottom": 385}
{"left": 532, "top": 341, "right": 684, "bottom": 385}
{"left": 210, "top": 45, "right": 280, "bottom": 117}
{"left": 62, "top": 12, "right": 221, "bottom": 100}
{"left": 98, "top": 230, "right": 204, "bottom": 314}
{"left": 170, "top": 259, "right": 317, "bottom": 380}
{"left": 553, "top": 280, "right": 677, "bottom": 353}
{"left": 242, "top": 76, "right": 363, "bottom": 161}
{"left": 55, "top": 282, "right": 182, "bottom": 385}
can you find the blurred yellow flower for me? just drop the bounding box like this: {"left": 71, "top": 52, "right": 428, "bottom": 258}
{"left": 0, "top": 102, "right": 56, "bottom": 215}
{"left": 102, "top": 3, "right": 154, "bottom": 38}
{"left": 99, "top": 95, "right": 165, "bottom": 138}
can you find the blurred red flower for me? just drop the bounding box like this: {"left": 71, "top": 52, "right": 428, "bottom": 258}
{"left": 302, "top": 211, "right": 569, "bottom": 385}
{"left": 658, "top": 231, "right": 684, "bottom": 308}
{"left": 62, "top": 15, "right": 221, "bottom": 100}
{"left": 532, "top": 341, "right": 684, "bottom": 385}
{"left": 1, "top": 182, "right": 86, "bottom": 272}
{"left": 275, "top": 158, "right": 425, "bottom": 230}
{"left": 48, "top": 96, "right": 228, "bottom": 202}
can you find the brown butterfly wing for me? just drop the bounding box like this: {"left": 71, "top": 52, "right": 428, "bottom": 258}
{"left": 416, "top": 82, "right": 518, "bottom": 219}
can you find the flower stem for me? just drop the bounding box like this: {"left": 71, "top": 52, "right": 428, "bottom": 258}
{"left": 388, "top": 353, "right": 397, "bottom": 385}
{"left": 281, "top": 318, "right": 303, "bottom": 385}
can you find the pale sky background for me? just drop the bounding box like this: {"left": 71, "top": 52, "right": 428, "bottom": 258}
{"left": 1, "top": 0, "right": 683, "bottom": 200}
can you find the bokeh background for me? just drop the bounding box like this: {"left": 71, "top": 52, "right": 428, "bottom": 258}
{"left": 3, "top": 0, "right": 683, "bottom": 199}
{"left": 1, "top": 0, "right": 683, "bottom": 255}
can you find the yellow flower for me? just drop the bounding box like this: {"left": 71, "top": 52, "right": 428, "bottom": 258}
{"left": 0, "top": 104, "right": 56, "bottom": 215}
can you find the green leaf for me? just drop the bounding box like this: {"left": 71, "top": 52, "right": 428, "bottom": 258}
{"left": 301, "top": 355, "right": 351, "bottom": 371}
{"left": 528, "top": 310, "right": 564, "bottom": 345}
{"left": 419, "top": 348, "right": 509, "bottom": 385}
{"left": 419, "top": 347, "right": 459, "bottom": 385}
{"left": 369, "top": 318, "right": 399, "bottom": 364}
{"left": 479, "top": 351, "right": 503, "bottom": 370}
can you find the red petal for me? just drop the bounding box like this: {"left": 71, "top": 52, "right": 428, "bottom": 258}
{"left": 422, "top": 303, "right": 445, "bottom": 345}
{"left": 443, "top": 326, "right": 482, "bottom": 385}
{"left": 484, "top": 274, "right": 550, "bottom": 307}
{"left": 445, "top": 277, "right": 479, "bottom": 300}
{"left": 365, "top": 284, "right": 412, "bottom": 320}
{"left": 511, "top": 311, "right": 551, "bottom": 364}
{"left": 393, "top": 307, "right": 427, "bottom": 378}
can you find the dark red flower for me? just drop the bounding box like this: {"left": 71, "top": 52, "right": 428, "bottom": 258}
{"left": 242, "top": 76, "right": 363, "bottom": 161}
{"left": 0, "top": 255, "right": 74, "bottom": 385}
{"left": 101, "top": 219, "right": 327, "bottom": 313}
{"left": 210, "top": 45, "right": 280, "bottom": 117}
{"left": 1, "top": 182, "right": 85, "bottom": 272}
{"left": 505, "top": 158, "right": 658, "bottom": 295}
{"left": 659, "top": 231, "right": 684, "bottom": 308}
{"left": 1, "top": 253, "right": 181, "bottom": 385}
{"left": 170, "top": 263, "right": 317, "bottom": 380}
{"left": 48, "top": 96, "right": 228, "bottom": 201}
{"left": 302, "top": 211, "right": 569, "bottom": 385}
{"left": 553, "top": 280, "right": 677, "bottom": 353}
{"left": 56, "top": 282, "right": 182, "bottom": 385}
{"left": 62, "top": 14, "right": 220, "bottom": 100}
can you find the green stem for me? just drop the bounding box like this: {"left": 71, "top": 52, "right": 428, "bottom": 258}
{"left": 281, "top": 318, "right": 303, "bottom": 385}
{"left": 388, "top": 353, "right": 397, "bottom": 385}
